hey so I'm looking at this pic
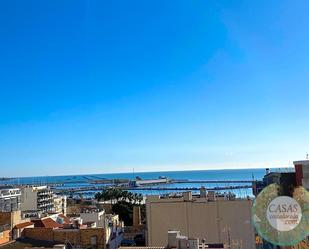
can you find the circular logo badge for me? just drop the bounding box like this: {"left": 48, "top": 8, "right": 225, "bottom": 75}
{"left": 266, "top": 196, "right": 302, "bottom": 232}
{"left": 252, "top": 184, "right": 309, "bottom": 246}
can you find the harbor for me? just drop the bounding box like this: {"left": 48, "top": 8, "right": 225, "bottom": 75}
{"left": 0, "top": 168, "right": 271, "bottom": 198}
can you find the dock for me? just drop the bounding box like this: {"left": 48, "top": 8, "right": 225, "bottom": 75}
{"left": 52, "top": 184, "right": 253, "bottom": 195}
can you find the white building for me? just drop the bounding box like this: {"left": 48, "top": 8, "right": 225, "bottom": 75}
{"left": 0, "top": 187, "right": 21, "bottom": 212}
{"left": 105, "top": 214, "right": 124, "bottom": 249}
{"left": 80, "top": 209, "right": 105, "bottom": 227}
{"left": 20, "top": 186, "right": 54, "bottom": 213}
{"left": 80, "top": 209, "right": 124, "bottom": 249}
{"left": 53, "top": 195, "right": 67, "bottom": 215}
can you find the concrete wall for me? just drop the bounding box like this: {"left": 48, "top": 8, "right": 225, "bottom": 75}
{"left": 23, "top": 227, "right": 54, "bottom": 242}
{"left": 123, "top": 225, "right": 145, "bottom": 240}
{"left": 0, "top": 229, "right": 10, "bottom": 245}
{"left": 81, "top": 211, "right": 105, "bottom": 227}
{"left": 0, "top": 212, "right": 11, "bottom": 227}
{"left": 0, "top": 211, "right": 22, "bottom": 229}
{"left": 302, "top": 164, "right": 309, "bottom": 189}
{"left": 294, "top": 160, "right": 309, "bottom": 190}
{"left": 146, "top": 197, "right": 255, "bottom": 249}
{"left": 21, "top": 188, "right": 37, "bottom": 211}
{"left": 24, "top": 227, "right": 106, "bottom": 249}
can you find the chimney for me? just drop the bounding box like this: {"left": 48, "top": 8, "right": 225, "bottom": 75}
{"left": 200, "top": 187, "right": 207, "bottom": 198}
{"left": 188, "top": 238, "right": 199, "bottom": 249}
{"left": 207, "top": 191, "right": 216, "bottom": 201}
{"left": 177, "top": 236, "right": 188, "bottom": 249}
{"left": 168, "top": 230, "right": 180, "bottom": 248}
{"left": 146, "top": 195, "right": 160, "bottom": 202}
{"left": 133, "top": 206, "right": 141, "bottom": 227}
{"left": 183, "top": 192, "right": 192, "bottom": 201}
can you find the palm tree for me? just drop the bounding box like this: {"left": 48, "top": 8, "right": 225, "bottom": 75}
{"left": 94, "top": 192, "right": 102, "bottom": 202}
{"left": 114, "top": 188, "right": 122, "bottom": 202}
{"left": 122, "top": 190, "right": 129, "bottom": 202}
{"left": 138, "top": 193, "right": 143, "bottom": 205}
{"left": 133, "top": 193, "right": 139, "bottom": 204}
{"left": 127, "top": 192, "right": 134, "bottom": 203}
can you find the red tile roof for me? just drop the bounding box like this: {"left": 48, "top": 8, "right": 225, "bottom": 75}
{"left": 58, "top": 214, "right": 71, "bottom": 224}
{"left": 32, "top": 218, "right": 62, "bottom": 228}
{"left": 14, "top": 222, "right": 34, "bottom": 229}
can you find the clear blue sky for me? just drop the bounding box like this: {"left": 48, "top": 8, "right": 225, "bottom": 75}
{"left": 1, "top": 0, "right": 309, "bottom": 177}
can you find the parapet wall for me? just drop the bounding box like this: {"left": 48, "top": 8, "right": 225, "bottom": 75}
{"left": 23, "top": 227, "right": 106, "bottom": 249}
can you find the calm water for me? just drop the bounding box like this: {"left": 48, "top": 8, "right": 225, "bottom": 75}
{"left": 0, "top": 168, "right": 293, "bottom": 198}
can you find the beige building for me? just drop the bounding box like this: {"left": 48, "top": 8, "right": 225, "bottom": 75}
{"left": 120, "top": 230, "right": 225, "bottom": 249}
{"left": 21, "top": 186, "right": 54, "bottom": 213}
{"left": 146, "top": 192, "right": 255, "bottom": 249}
{"left": 0, "top": 210, "right": 33, "bottom": 242}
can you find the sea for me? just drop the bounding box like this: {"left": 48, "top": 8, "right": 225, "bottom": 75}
{"left": 0, "top": 168, "right": 294, "bottom": 198}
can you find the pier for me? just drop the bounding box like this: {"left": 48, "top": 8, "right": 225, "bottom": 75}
{"left": 52, "top": 184, "right": 253, "bottom": 195}
{"left": 171, "top": 180, "right": 254, "bottom": 184}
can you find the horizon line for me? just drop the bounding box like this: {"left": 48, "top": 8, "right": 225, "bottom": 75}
{"left": 2, "top": 165, "right": 295, "bottom": 179}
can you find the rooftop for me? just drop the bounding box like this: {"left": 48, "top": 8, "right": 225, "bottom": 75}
{"left": 294, "top": 160, "right": 309, "bottom": 166}
{"left": 58, "top": 214, "right": 71, "bottom": 224}
{"left": 32, "top": 217, "right": 62, "bottom": 229}
{"left": 14, "top": 221, "right": 34, "bottom": 229}
{"left": 0, "top": 238, "right": 55, "bottom": 249}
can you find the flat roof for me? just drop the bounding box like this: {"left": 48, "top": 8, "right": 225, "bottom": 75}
{"left": 0, "top": 186, "right": 19, "bottom": 190}
{"left": 294, "top": 160, "right": 309, "bottom": 166}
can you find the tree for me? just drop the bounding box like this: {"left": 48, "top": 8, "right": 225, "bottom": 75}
{"left": 94, "top": 188, "right": 146, "bottom": 226}
{"left": 137, "top": 193, "right": 143, "bottom": 204}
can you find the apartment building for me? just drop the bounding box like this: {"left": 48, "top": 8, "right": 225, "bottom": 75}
{"left": 0, "top": 187, "right": 21, "bottom": 212}
{"left": 146, "top": 191, "right": 255, "bottom": 249}
{"left": 53, "top": 195, "right": 67, "bottom": 215}
{"left": 21, "top": 186, "right": 54, "bottom": 213}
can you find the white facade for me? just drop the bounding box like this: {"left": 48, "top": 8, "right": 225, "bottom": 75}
{"left": 105, "top": 214, "right": 124, "bottom": 249}
{"left": 80, "top": 210, "right": 124, "bottom": 249}
{"left": 80, "top": 210, "right": 105, "bottom": 227}
{"left": 0, "top": 188, "right": 21, "bottom": 212}
{"left": 53, "top": 195, "right": 67, "bottom": 215}
{"left": 21, "top": 186, "right": 54, "bottom": 213}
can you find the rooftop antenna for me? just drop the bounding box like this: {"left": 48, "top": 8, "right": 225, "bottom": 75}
{"left": 306, "top": 153, "right": 309, "bottom": 160}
